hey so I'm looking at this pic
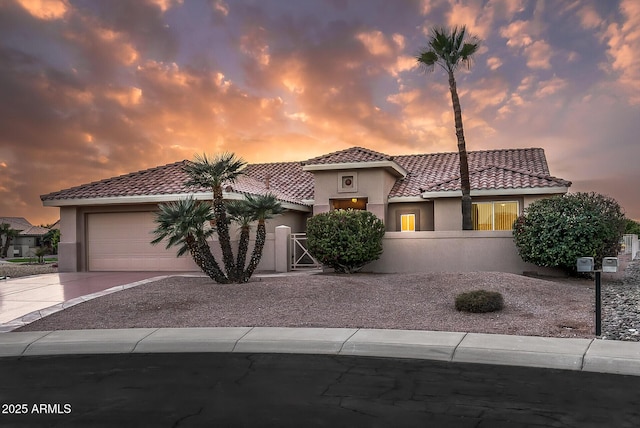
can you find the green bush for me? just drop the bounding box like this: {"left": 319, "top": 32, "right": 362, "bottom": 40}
{"left": 513, "top": 192, "right": 626, "bottom": 272}
{"left": 306, "top": 209, "right": 385, "bottom": 274}
{"left": 625, "top": 219, "right": 640, "bottom": 236}
{"left": 455, "top": 290, "right": 504, "bottom": 313}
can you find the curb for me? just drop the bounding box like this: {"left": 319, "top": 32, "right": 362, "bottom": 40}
{"left": 2, "top": 327, "right": 640, "bottom": 377}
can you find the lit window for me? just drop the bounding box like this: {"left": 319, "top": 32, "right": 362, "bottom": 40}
{"left": 472, "top": 201, "right": 518, "bottom": 230}
{"left": 401, "top": 214, "right": 415, "bottom": 232}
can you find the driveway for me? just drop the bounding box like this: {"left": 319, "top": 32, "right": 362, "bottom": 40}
{"left": 0, "top": 272, "right": 185, "bottom": 327}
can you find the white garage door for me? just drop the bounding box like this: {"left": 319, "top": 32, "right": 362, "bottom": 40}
{"left": 87, "top": 212, "right": 198, "bottom": 271}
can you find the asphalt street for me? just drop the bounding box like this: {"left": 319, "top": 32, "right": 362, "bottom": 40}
{"left": 1, "top": 353, "right": 638, "bottom": 427}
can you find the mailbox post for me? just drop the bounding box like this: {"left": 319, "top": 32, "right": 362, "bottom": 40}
{"left": 577, "top": 257, "right": 618, "bottom": 336}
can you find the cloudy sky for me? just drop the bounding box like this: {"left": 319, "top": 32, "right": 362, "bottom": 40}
{"left": 1, "top": 0, "right": 639, "bottom": 225}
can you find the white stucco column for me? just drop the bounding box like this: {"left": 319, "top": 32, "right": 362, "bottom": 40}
{"left": 275, "top": 225, "right": 291, "bottom": 273}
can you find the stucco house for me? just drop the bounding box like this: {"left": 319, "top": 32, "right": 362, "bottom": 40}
{"left": 0, "top": 216, "right": 51, "bottom": 258}
{"left": 41, "top": 146, "right": 571, "bottom": 274}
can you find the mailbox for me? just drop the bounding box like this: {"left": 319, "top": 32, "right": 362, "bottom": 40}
{"left": 576, "top": 257, "right": 594, "bottom": 272}
{"left": 602, "top": 257, "right": 618, "bottom": 273}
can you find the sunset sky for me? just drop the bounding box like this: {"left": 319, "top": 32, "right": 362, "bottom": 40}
{"left": 1, "top": 0, "right": 639, "bottom": 226}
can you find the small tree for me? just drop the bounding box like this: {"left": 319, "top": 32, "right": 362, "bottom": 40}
{"left": 43, "top": 229, "right": 60, "bottom": 254}
{"left": 306, "top": 209, "right": 385, "bottom": 274}
{"left": 153, "top": 152, "right": 284, "bottom": 284}
{"left": 624, "top": 218, "right": 640, "bottom": 236}
{"left": 513, "top": 192, "right": 626, "bottom": 272}
{"left": 152, "top": 197, "right": 228, "bottom": 283}
{"left": 0, "top": 223, "right": 20, "bottom": 258}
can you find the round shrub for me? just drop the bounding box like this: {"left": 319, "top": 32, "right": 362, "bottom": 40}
{"left": 513, "top": 192, "right": 626, "bottom": 272}
{"left": 455, "top": 290, "right": 504, "bottom": 313}
{"left": 306, "top": 209, "right": 385, "bottom": 274}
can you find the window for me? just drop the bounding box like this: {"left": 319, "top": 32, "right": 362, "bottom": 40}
{"left": 472, "top": 201, "right": 519, "bottom": 230}
{"left": 400, "top": 214, "right": 415, "bottom": 232}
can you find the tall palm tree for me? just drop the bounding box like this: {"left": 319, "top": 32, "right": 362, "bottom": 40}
{"left": 151, "top": 198, "right": 228, "bottom": 283}
{"left": 226, "top": 199, "right": 254, "bottom": 279}
{"left": 183, "top": 153, "right": 246, "bottom": 281}
{"left": 417, "top": 25, "right": 480, "bottom": 230}
{"left": 242, "top": 193, "right": 284, "bottom": 282}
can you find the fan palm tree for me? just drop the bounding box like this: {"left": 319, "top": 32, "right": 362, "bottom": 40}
{"left": 0, "top": 223, "right": 20, "bottom": 258}
{"left": 417, "top": 25, "right": 480, "bottom": 230}
{"left": 242, "top": 193, "right": 285, "bottom": 282}
{"left": 183, "top": 153, "right": 246, "bottom": 281}
{"left": 151, "top": 198, "right": 228, "bottom": 283}
{"left": 226, "top": 199, "right": 254, "bottom": 279}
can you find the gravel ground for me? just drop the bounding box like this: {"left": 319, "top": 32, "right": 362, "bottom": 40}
{"left": 16, "top": 270, "right": 597, "bottom": 338}
{"left": 0, "top": 262, "right": 58, "bottom": 278}
{"left": 9, "top": 256, "right": 640, "bottom": 340}
{"left": 602, "top": 255, "right": 640, "bottom": 341}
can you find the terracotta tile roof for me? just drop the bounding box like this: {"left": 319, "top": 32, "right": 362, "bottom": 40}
{"left": 242, "top": 162, "right": 314, "bottom": 201}
{"left": 40, "top": 161, "right": 194, "bottom": 201}
{"left": 420, "top": 165, "right": 572, "bottom": 193}
{"left": 302, "top": 146, "right": 393, "bottom": 165}
{"left": 19, "top": 225, "right": 50, "bottom": 236}
{"left": 0, "top": 217, "right": 32, "bottom": 231}
{"left": 390, "top": 148, "right": 569, "bottom": 197}
{"left": 0, "top": 217, "right": 50, "bottom": 235}
{"left": 41, "top": 147, "right": 570, "bottom": 205}
{"left": 40, "top": 160, "right": 314, "bottom": 206}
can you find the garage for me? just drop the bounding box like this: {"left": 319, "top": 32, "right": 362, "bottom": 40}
{"left": 87, "top": 212, "right": 198, "bottom": 271}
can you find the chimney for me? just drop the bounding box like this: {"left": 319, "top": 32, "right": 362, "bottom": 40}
{"left": 265, "top": 174, "right": 271, "bottom": 190}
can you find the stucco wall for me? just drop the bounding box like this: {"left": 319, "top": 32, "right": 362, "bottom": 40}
{"left": 386, "top": 202, "right": 435, "bottom": 232}
{"left": 433, "top": 199, "right": 462, "bottom": 231}
{"left": 364, "top": 231, "right": 561, "bottom": 275}
{"left": 311, "top": 168, "right": 397, "bottom": 223}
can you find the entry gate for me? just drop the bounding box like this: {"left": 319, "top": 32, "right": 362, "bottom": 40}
{"left": 290, "top": 233, "right": 321, "bottom": 270}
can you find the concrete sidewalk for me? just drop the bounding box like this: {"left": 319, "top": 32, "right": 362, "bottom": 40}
{"left": 2, "top": 326, "right": 640, "bottom": 377}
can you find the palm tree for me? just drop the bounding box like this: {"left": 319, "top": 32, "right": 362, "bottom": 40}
{"left": 226, "top": 199, "right": 254, "bottom": 279}
{"left": 417, "top": 25, "right": 480, "bottom": 230}
{"left": 183, "top": 153, "right": 246, "bottom": 281}
{"left": 242, "top": 193, "right": 284, "bottom": 282}
{"left": 42, "top": 228, "right": 60, "bottom": 254}
{"left": 0, "top": 223, "right": 20, "bottom": 258}
{"left": 151, "top": 198, "right": 228, "bottom": 283}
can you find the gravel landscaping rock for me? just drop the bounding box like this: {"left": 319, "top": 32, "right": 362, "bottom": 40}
{"left": 602, "top": 256, "right": 640, "bottom": 341}
{"left": 6, "top": 255, "right": 640, "bottom": 342}
{"left": 16, "top": 271, "right": 596, "bottom": 338}
{"left": 0, "top": 262, "right": 57, "bottom": 279}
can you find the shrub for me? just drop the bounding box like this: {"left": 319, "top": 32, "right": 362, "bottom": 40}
{"left": 513, "top": 192, "right": 626, "bottom": 272}
{"left": 625, "top": 219, "right": 640, "bottom": 236}
{"left": 306, "top": 209, "right": 385, "bottom": 274}
{"left": 455, "top": 290, "right": 504, "bottom": 313}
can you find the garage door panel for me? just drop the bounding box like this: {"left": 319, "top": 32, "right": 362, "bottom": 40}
{"left": 88, "top": 212, "right": 198, "bottom": 271}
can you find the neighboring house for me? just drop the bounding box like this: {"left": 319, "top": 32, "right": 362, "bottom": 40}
{"left": 41, "top": 146, "right": 571, "bottom": 274}
{"left": 0, "top": 216, "right": 51, "bottom": 258}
